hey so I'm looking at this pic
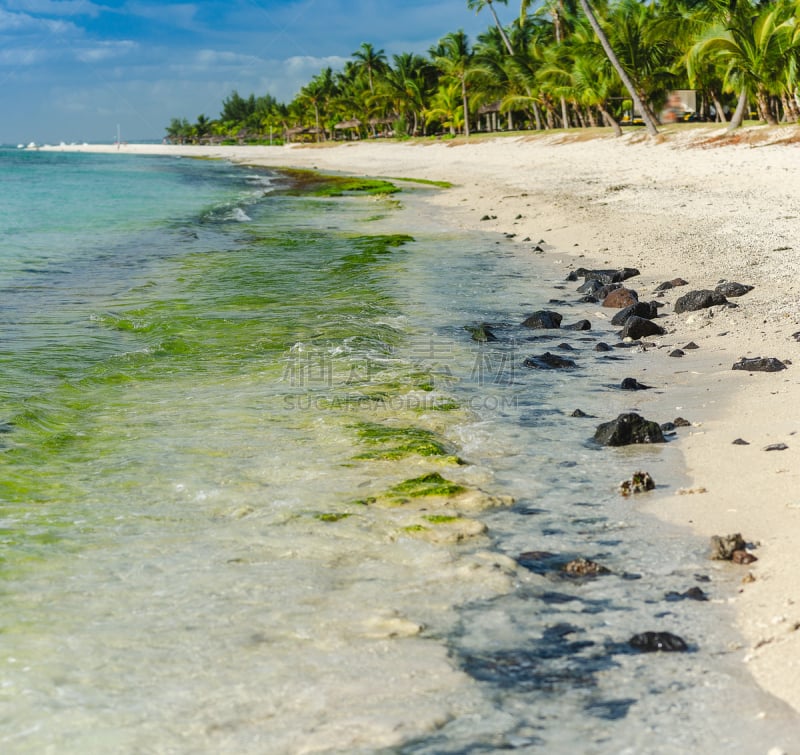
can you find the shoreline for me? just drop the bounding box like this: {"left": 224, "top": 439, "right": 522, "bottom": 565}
{"left": 47, "top": 130, "right": 800, "bottom": 713}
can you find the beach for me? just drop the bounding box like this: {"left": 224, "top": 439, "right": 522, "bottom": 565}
{"left": 46, "top": 130, "right": 800, "bottom": 723}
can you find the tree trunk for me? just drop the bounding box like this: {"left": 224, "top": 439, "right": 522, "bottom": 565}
{"left": 533, "top": 101, "right": 544, "bottom": 130}
{"left": 727, "top": 88, "right": 748, "bottom": 131}
{"left": 600, "top": 106, "right": 623, "bottom": 137}
{"left": 488, "top": 1, "right": 515, "bottom": 55}
{"left": 756, "top": 88, "right": 777, "bottom": 125}
{"left": 577, "top": 0, "right": 658, "bottom": 137}
{"left": 462, "top": 79, "right": 470, "bottom": 137}
{"left": 711, "top": 91, "right": 727, "bottom": 123}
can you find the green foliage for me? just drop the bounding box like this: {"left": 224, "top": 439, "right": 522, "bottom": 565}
{"left": 167, "top": 1, "right": 800, "bottom": 140}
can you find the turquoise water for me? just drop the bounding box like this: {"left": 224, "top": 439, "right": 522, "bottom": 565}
{"left": 0, "top": 148, "right": 797, "bottom": 752}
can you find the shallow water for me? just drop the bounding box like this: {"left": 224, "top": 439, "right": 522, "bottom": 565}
{"left": 0, "top": 150, "right": 797, "bottom": 753}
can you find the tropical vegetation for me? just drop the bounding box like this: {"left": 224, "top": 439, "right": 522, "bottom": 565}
{"left": 165, "top": 0, "right": 800, "bottom": 144}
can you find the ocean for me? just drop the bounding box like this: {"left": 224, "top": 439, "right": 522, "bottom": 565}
{"left": 0, "top": 147, "right": 796, "bottom": 753}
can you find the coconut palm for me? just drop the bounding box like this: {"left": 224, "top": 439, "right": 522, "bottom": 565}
{"left": 432, "top": 30, "right": 493, "bottom": 136}
{"left": 520, "top": 0, "right": 660, "bottom": 134}
{"left": 425, "top": 81, "right": 467, "bottom": 135}
{"left": 352, "top": 42, "right": 388, "bottom": 94}
{"left": 688, "top": 0, "right": 799, "bottom": 129}
{"left": 467, "top": 0, "right": 515, "bottom": 55}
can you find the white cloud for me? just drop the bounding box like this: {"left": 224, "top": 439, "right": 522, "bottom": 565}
{"left": 4, "top": 0, "right": 105, "bottom": 17}
{"left": 74, "top": 39, "right": 137, "bottom": 63}
{"left": 0, "top": 46, "right": 49, "bottom": 65}
{"left": 127, "top": 2, "right": 198, "bottom": 29}
{"left": 0, "top": 7, "right": 75, "bottom": 32}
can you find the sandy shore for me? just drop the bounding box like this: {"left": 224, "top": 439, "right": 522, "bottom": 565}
{"left": 46, "top": 129, "right": 800, "bottom": 713}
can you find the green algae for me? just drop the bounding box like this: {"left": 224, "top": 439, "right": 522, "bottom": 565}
{"left": 357, "top": 472, "right": 468, "bottom": 506}
{"left": 390, "top": 473, "right": 465, "bottom": 496}
{"left": 314, "top": 513, "right": 352, "bottom": 523}
{"left": 352, "top": 422, "right": 456, "bottom": 461}
{"left": 384, "top": 176, "right": 454, "bottom": 189}
{"left": 276, "top": 169, "right": 400, "bottom": 197}
{"left": 423, "top": 514, "right": 460, "bottom": 524}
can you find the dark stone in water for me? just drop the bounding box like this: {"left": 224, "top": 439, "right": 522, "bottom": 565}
{"left": 674, "top": 289, "right": 728, "bottom": 313}
{"left": 619, "top": 316, "right": 666, "bottom": 340}
{"left": 523, "top": 352, "right": 577, "bottom": 369}
{"left": 571, "top": 408, "right": 594, "bottom": 418}
{"left": 577, "top": 279, "right": 603, "bottom": 294}
{"left": 732, "top": 438, "right": 750, "bottom": 445}
{"left": 669, "top": 349, "right": 685, "bottom": 358}
{"left": 564, "top": 319, "right": 591, "bottom": 331}
{"left": 594, "top": 342, "right": 613, "bottom": 352}
{"left": 764, "top": 442, "right": 789, "bottom": 451}
{"left": 683, "top": 341, "right": 700, "bottom": 350}
{"left": 620, "top": 377, "right": 651, "bottom": 391}
{"left": 732, "top": 357, "right": 787, "bottom": 372}
{"left": 665, "top": 587, "right": 708, "bottom": 602}
{"left": 673, "top": 417, "right": 691, "bottom": 427}
{"left": 585, "top": 698, "right": 637, "bottom": 721}
{"left": 629, "top": 631, "right": 689, "bottom": 653}
{"left": 611, "top": 301, "right": 658, "bottom": 325}
{"left": 557, "top": 342, "right": 577, "bottom": 350}
{"left": 563, "top": 557, "right": 610, "bottom": 577}
{"left": 522, "top": 310, "right": 563, "bottom": 329}
{"left": 594, "top": 413, "right": 666, "bottom": 446}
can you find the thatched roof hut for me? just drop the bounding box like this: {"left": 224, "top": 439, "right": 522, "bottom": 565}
{"left": 334, "top": 118, "right": 362, "bottom": 130}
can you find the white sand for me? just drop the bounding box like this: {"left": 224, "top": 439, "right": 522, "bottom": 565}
{"left": 46, "top": 129, "right": 800, "bottom": 711}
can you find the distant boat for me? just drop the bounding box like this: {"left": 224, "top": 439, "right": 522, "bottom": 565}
{"left": 26, "top": 142, "right": 38, "bottom": 150}
{"left": 17, "top": 144, "right": 24, "bottom": 149}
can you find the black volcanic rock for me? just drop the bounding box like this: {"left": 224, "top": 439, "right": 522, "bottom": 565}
{"left": 521, "top": 310, "right": 562, "bottom": 329}
{"left": 732, "top": 357, "right": 787, "bottom": 372}
{"left": 620, "top": 316, "right": 666, "bottom": 340}
{"left": 629, "top": 631, "right": 689, "bottom": 653}
{"left": 674, "top": 289, "right": 728, "bottom": 314}
{"left": 594, "top": 413, "right": 666, "bottom": 446}
{"left": 715, "top": 281, "right": 753, "bottom": 297}
{"left": 523, "top": 352, "right": 577, "bottom": 369}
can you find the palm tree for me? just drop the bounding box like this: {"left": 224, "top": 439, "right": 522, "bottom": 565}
{"left": 467, "top": 0, "right": 515, "bottom": 55}
{"left": 297, "top": 68, "right": 337, "bottom": 141}
{"left": 352, "top": 42, "right": 388, "bottom": 94}
{"left": 372, "top": 52, "right": 434, "bottom": 136}
{"left": 520, "top": 0, "right": 660, "bottom": 135}
{"left": 688, "top": 0, "right": 798, "bottom": 129}
{"left": 432, "top": 30, "right": 491, "bottom": 137}
{"left": 425, "top": 81, "right": 466, "bottom": 135}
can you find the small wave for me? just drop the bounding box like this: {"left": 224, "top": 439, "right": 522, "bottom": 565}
{"left": 226, "top": 207, "right": 251, "bottom": 222}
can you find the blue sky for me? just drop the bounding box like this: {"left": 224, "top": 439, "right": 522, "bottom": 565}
{"left": 0, "top": 0, "right": 497, "bottom": 144}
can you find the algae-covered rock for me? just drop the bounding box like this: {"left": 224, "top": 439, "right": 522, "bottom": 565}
{"left": 352, "top": 422, "right": 460, "bottom": 462}
{"left": 404, "top": 515, "right": 488, "bottom": 544}
{"left": 390, "top": 472, "right": 466, "bottom": 499}
{"left": 361, "top": 472, "right": 513, "bottom": 512}
{"left": 465, "top": 323, "right": 499, "bottom": 342}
